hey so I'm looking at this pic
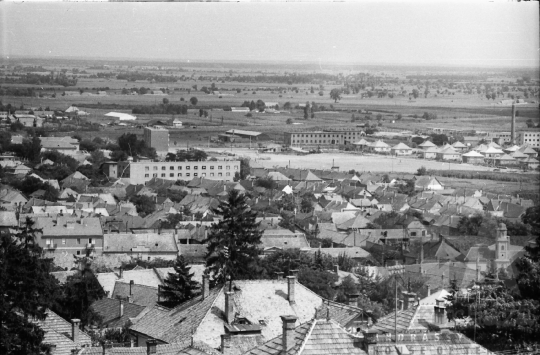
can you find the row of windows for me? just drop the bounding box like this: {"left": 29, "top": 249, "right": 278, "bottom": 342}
{"left": 145, "top": 172, "right": 230, "bottom": 178}
{"left": 292, "top": 134, "right": 339, "bottom": 138}
{"left": 524, "top": 139, "right": 539, "bottom": 142}
{"left": 145, "top": 165, "right": 236, "bottom": 171}
{"left": 292, "top": 140, "right": 338, "bottom": 144}
{"left": 45, "top": 238, "right": 94, "bottom": 245}
{"left": 523, "top": 133, "right": 540, "bottom": 137}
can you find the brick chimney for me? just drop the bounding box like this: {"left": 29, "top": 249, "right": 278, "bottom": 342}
{"left": 157, "top": 285, "right": 161, "bottom": 303}
{"left": 146, "top": 340, "right": 157, "bottom": 355}
{"left": 398, "top": 299, "right": 404, "bottom": 311}
{"left": 129, "top": 280, "right": 134, "bottom": 296}
{"left": 202, "top": 275, "right": 209, "bottom": 300}
{"left": 280, "top": 315, "right": 297, "bottom": 352}
{"left": 287, "top": 276, "right": 296, "bottom": 304}
{"left": 346, "top": 293, "right": 359, "bottom": 307}
{"left": 275, "top": 271, "right": 284, "bottom": 280}
{"left": 426, "top": 284, "right": 431, "bottom": 296}
{"left": 220, "top": 334, "right": 231, "bottom": 355}
{"left": 71, "top": 319, "right": 80, "bottom": 343}
{"left": 402, "top": 291, "right": 416, "bottom": 310}
{"left": 101, "top": 342, "right": 112, "bottom": 355}
{"left": 119, "top": 267, "right": 123, "bottom": 279}
{"left": 333, "top": 264, "right": 339, "bottom": 274}
{"left": 362, "top": 329, "right": 378, "bottom": 353}
{"left": 225, "top": 291, "right": 234, "bottom": 324}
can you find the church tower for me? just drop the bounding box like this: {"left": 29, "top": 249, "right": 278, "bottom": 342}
{"left": 494, "top": 222, "right": 510, "bottom": 272}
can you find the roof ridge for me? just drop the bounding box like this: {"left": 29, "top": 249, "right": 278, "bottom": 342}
{"left": 297, "top": 319, "right": 317, "bottom": 355}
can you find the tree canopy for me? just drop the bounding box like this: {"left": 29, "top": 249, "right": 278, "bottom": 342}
{"left": 204, "top": 189, "right": 263, "bottom": 289}
{"left": 158, "top": 255, "right": 200, "bottom": 308}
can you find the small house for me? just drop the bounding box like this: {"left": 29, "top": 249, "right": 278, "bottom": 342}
{"left": 461, "top": 150, "right": 485, "bottom": 164}
{"left": 390, "top": 142, "right": 412, "bottom": 156}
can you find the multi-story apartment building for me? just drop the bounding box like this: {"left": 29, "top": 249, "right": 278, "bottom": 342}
{"left": 113, "top": 160, "right": 241, "bottom": 185}
{"left": 485, "top": 131, "right": 512, "bottom": 145}
{"left": 517, "top": 131, "right": 540, "bottom": 147}
{"left": 143, "top": 127, "right": 169, "bottom": 153}
{"left": 34, "top": 217, "right": 103, "bottom": 257}
{"left": 284, "top": 129, "right": 365, "bottom": 146}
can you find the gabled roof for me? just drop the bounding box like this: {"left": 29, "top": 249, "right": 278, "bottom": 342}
{"left": 36, "top": 309, "right": 92, "bottom": 354}
{"left": 369, "top": 140, "right": 390, "bottom": 148}
{"left": 452, "top": 141, "right": 467, "bottom": 148}
{"left": 0, "top": 211, "right": 17, "bottom": 226}
{"left": 418, "top": 141, "right": 436, "bottom": 148}
{"left": 461, "top": 150, "right": 484, "bottom": 157}
{"left": 482, "top": 146, "right": 504, "bottom": 154}
{"left": 391, "top": 142, "right": 411, "bottom": 150}
{"left": 245, "top": 318, "right": 367, "bottom": 355}
{"left": 495, "top": 153, "right": 515, "bottom": 161}
{"left": 509, "top": 150, "right": 528, "bottom": 159}
{"left": 337, "top": 214, "right": 371, "bottom": 230}
{"left": 131, "top": 279, "right": 327, "bottom": 348}
{"left": 437, "top": 145, "right": 459, "bottom": 155}
{"left": 112, "top": 281, "right": 159, "bottom": 307}
{"left": 91, "top": 298, "right": 146, "bottom": 328}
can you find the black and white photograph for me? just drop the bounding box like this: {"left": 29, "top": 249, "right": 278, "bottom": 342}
{"left": 0, "top": 1, "right": 539, "bottom": 355}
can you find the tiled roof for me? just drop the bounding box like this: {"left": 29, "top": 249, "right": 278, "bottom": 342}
{"left": 36, "top": 309, "right": 92, "bottom": 355}
{"left": 245, "top": 319, "right": 367, "bottom": 355}
{"left": 112, "top": 281, "right": 159, "bottom": 307}
{"left": 34, "top": 217, "right": 103, "bottom": 236}
{"left": 132, "top": 279, "right": 327, "bottom": 349}
{"left": 130, "top": 288, "right": 221, "bottom": 344}
{"left": 79, "top": 340, "right": 220, "bottom": 355}
{"left": 91, "top": 297, "right": 146, "bottom": 328}
{"left": 370, "top": 331, "right": 494, "bottom": 355}
{"left": 372, "top": 308, "right": 418, "bottom": 333}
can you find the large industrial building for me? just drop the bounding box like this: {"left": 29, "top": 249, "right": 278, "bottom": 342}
{"left": 517, "top": 131, "right": 540, "bottom": 147}
{"left": 109, "top": 159, "right": 241, "bottom": 184}
{"left": 143, "top": 127, "right": 169, "bottom": 153}
{"left": 284, "top": 129, "right": 365, "bottom": 146}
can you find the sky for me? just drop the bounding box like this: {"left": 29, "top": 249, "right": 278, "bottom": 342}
{"left": 1, "top": 1, "right": 538, "bottom": 67}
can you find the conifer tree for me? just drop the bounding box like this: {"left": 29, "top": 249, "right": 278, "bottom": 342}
{"left": 205, "top": 189, "right": 263, "bottom": 290}
{"left": 158, "top": 255, "right": 199, "bottom": 308}
{"left": 0, "top": 218, "right": 60, "bottom": 354}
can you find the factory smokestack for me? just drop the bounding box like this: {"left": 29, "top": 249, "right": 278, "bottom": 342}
{"left": 511, "top": 102, "right": 516, "bottom": 145}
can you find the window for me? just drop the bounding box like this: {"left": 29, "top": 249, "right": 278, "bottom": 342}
{"left": 218, "top": 166, "right": 223, "bottom": 169}
{"left": 210, "top": 173, "right": 214, "bottom": 176}
{"left": 218, "top": 173, "right": 222, "bottom": 177}
{"left": 194, "top": 166, "right": 198, "bottom": 170}
{"left": 145, "top": 174, "right": 149, "bottom": 178}
{"left": 194, "top": 173, "right": 198, "bottom": 177}
{"left": 202, "top": 173, "right": 206, "bottom": 176}
{"left": 202, "top": 166, "right": 206, "bottom": 170}
{"left": 62, "top": 238, "right": 66, "bottom": 245}
{"left": 170, "top": 173, "right": 174, "bottom": 177}
{"left": 161, "top": 166, "right": 166, "bottom": 171}
{"left": 161, "top": 173, "right": 166, "bottom": 177}
{"left": 410, "top": 232, "right": 417, "bottom": 237}
{"left": 226, "top": 172, "right": 230, "bottom": 176}
{"left": 77, "top": 251, "right": 81, "bottom": 255}
{"left": 178, "top": 173, "right": 182, "bottom": 177}
{"left": 46, "top": 239, "right": 51, "bottom": 245}
{"left": 501, "top": 245, "right": 505, "bottom": 251}
{"left": 186, "top": 173, "right": 190, "bottom": 177}
{"left": 170, "top": 166, "right": 174, "bottom": 170}
{"left": 226, "top": 166, "right": 230, "bottom": 170}
{"left": 210, "top": 166, "right": 214, "bottom": 170}
{"left": 77, "top": 238, "right": 81, "bottom": 244}
{"left": 145, "top": 166, "right": 149, "bottom": 171}
{"left": 186, "top": 166, "right": 190, "bottom": 170}
{"left": 89, "top": 238, "right": 93, "bottom": 244}
{"left": 234, "top": 166, "right": 238, "bottom": 170}
{"left": 153, "top": 166, "right": 158, "bottom": 170}
{"left": 178, "top": 166, "right": 182, "bottom": 170}
{"left": 153, "top": 173, "right": 157, "bottom": 177}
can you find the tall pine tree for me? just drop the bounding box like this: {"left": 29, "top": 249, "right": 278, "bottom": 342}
{"left": 205, "top": 189, "right": 263, "bottom": 290}
{"left": 158, "top": 255, "right": 199, "bottom": 308}
{"left": 0, "top": 218, "right": 60, "bottom": 355}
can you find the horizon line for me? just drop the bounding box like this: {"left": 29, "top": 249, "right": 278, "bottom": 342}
{"left": 2, "top": 55, "right": 539, "bottom": 71}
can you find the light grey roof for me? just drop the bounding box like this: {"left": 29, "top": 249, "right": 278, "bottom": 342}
{"left": 103, "top": 233, "right": 178, "bottom": 253}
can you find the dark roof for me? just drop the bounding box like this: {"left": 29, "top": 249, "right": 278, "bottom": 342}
{"left": 130, "top": 288, "right": 221, "bottom": 343}
{"left": 112, "top": 281, "right": 159, "bottom": 307}
{"left": 91, "top": 298, "right": 146, "bottom": 328}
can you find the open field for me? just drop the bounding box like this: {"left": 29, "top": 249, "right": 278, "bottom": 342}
{"left": 197, "top": 148, "right": 498, "bottom": 173}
